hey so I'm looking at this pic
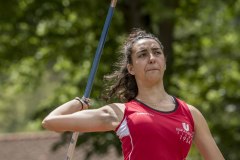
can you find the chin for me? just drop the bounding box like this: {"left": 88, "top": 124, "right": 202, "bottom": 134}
{"left": 146, "top": 76, "right": 162, "bottom": 82}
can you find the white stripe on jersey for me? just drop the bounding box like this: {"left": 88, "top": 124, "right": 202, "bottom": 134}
{"left": 116, "top": 118, "right": 134, "bottom": 160}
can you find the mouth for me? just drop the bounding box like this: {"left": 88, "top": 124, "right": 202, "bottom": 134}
{"left": 146, "top": 69, "right": 159, "bottom": 72}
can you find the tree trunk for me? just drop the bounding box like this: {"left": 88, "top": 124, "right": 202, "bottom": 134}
{"left": 119, "top": 0, "right": 150, "bottom": 31}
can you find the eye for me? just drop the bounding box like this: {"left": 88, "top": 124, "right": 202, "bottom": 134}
{"left": 138, "top": 52, "right": 147, "bottom": 58}
{"left": 154, "top": 50, "right": 162, "bottom": 55}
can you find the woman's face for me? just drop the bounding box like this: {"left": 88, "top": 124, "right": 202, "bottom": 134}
{"left": 127, "top": 38, "right": 166, "bottom": 85}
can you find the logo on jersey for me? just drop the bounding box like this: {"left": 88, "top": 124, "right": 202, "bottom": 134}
{"left": 176, "top": 122, "right": 194, "bottom": 144}
{"left": 182, "top": 122, "right": 189, "bottom": 131}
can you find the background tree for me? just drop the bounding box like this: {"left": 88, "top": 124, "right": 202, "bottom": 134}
{"left": 0, "top": 0, "right": 239, "bottom": 159}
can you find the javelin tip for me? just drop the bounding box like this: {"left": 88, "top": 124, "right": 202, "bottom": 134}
{"left": 111, "top": 0, "right": 118, "bottom": 7}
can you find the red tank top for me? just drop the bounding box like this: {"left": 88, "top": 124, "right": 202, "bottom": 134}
{"left": 115, "top": 97, "right": 195, "bottom": 160}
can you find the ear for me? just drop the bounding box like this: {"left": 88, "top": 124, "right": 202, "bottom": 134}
{"left": 127, "top": 64, "right": 135, "bottom": 75}
{"left": 163, "top": 60, "right": 167, "bottom": 70}
{"left": 164, "top": 63, "right": 166, "bottom": 70}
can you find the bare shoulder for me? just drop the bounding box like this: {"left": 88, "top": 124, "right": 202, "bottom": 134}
{"left": 187, "top": 104, "right": 204, "bottom": 119}
{"left": 186, "top": 104, "right": 209, "bottom": 128}
{"left": 100, "top": 103, "right": 125, "bottom": 113}
{"left": 99, "top": 103, "right": 126, "bottom": 124}
{"left": 186, "top": 104, "right": 208, "bottom": 129}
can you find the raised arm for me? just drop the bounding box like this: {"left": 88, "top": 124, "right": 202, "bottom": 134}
{"left": 188, "top": 105, "right": 225, "bottom": 160}
{"left": 42, "top": 99, "right": 125, "bottom": 133}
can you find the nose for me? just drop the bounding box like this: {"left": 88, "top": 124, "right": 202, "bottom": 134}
{"left": 149, "top": 53, "right": 156, "bottom": 63}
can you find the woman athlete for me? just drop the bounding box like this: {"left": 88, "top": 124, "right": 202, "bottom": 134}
{"left": 42, "top": 29, "right": 225, "bottom": 160}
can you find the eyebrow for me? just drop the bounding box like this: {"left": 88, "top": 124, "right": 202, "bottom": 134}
{"left": 136, "top": 49, "right": 147, "bottom": 54}
{"left": 136, "top": 47, "right": 161, "bottom": 53}
{"left": 152, "top": 47, "right": 161, "bottom": 50}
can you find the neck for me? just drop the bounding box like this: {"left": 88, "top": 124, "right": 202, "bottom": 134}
{"left": 136, "top": 81, "right": 168, "bottom": 102}
{"left": 136, "top": 88, "right": 175, "bottom": 111}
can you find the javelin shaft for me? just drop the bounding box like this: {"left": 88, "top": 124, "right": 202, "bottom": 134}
{"left": 65, "top": 1, "right": 118, "bottom": 160}
{"left": 84, "top": 3, "right": 115, "bottom": 98}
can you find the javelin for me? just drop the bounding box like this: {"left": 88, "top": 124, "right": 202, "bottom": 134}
{"left": 65, "top": 0, "right": 118, "bottom": 160}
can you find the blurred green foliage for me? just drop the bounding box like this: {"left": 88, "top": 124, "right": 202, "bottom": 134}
{"left": 0, "top": 0, "right": 239, "bottom": 159}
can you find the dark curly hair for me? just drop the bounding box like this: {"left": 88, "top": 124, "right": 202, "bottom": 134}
{"left": 103, "top": 28, "right": 165, "bottom": 102}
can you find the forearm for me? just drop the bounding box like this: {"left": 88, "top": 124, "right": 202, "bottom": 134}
{"left": 42, "top": 99, "right": 83, "bottom": 130}
{"left": 48, "top": 99, "right": 82, "bottom": 116}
